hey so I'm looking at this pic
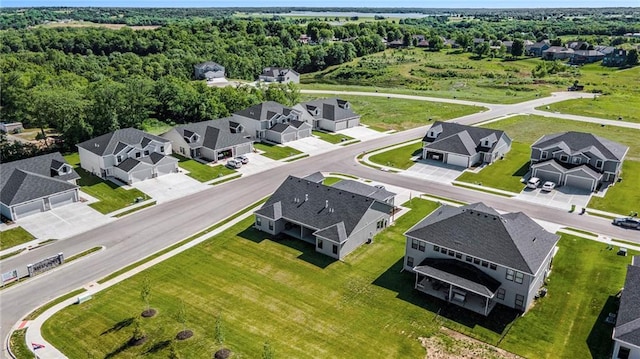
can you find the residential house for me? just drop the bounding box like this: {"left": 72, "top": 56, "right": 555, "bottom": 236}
{"left": 612, "top": 256, "right": 640, "bottom": 359}
{"left": 161, "top": 118, "right": 253, "bottom": 162}
{"left": 194, "top": 62, "right": 226, "bottom": 80}
{"left": 542, "top": 46, "right": 574, "bottom": 60}
{"left": 298, "top": 34, "right": 310, "bottom": 44}
{"left": 0, "top": 122, "right": 24, "bottom": 134}
{"left": 567, "top": 41, "right": 590, "bottom": 50}
{"left": 295, "top": 98, "right": 360, "bottom": 132}
{"left": 570, "top": 50, "right": 605, "bottom": 64}
{"left": 527, "top": 40, "right": 550, "bottom": 57}
{"left": 594, "top": 46, "right": 616, "bottom": 56}
{"left": 254, "top": 175, "right": 395, "bottom": 260}
{"left": 232, "top": 101, "right": 312, "bottom": 144}
{"left": 1, "top": 152, "right": 80, "bottom": 220}
{"left": 603, "top": 49, "right": 628, "bottom": 67}
{"left": 77, "top": 128, "right": 178, "bottom": 185}
{"left": 387, "top": 39, "right": 404, "bottom": 48}
{"left": 258, "top": 67, "right": 300, "bottom": 84}
{"left": 303, "top": 172, "right": 395, "bottom": 205}
{"left": 412, "top": 34, "right": 429, "bottom": 47}
{"left": 422, "top": 121, "right": 512, "bottom": 168}
{"left": 501, "top": 40, "right": 514, "bottom": 53}
{"left": 404, "top": 202, "right": 559, "bottom": 315}
{"left": 530, "top": 131, "right": 629, "bottom": 192}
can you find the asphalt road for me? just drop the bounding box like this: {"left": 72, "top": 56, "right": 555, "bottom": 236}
{"left": 1, "top": 92, "right": 638, "bottom": 354}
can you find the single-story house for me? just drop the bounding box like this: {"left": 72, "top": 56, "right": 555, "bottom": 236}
{"left": 0, "top": 122, "right": 24, "bottom": 134}
{"left": 404, "top": 202, "right": 559, "bottom": 315}
{"left": 570, "top": 49, "right": 605, "bottom": 64}
{"left": 295, "top": 98, "right": 360, "bottom": 132}
{"left": 530, "top": 131, "right": 629, "bottom": 192}
{"left": 422, "top": 121, "right": 512, "bottom": 168}
{"left": 259, "top": 67, "right": 300, "bottom": 84}
{"left": 1, "top": 152, "right": 80, "bottom": 220}
{"left": 194, "top": 61, "right": 226, "bottom": 80}
{"left": 162, "top": 118, "right": 253, "bottom": 162}
{"left": 77, "top": 128, "right": 178, "bottom": 185}
{"left": 232, "top": 101, "right": 312, "bottom": 144}
{"left": 612, "top": 256, "right": 640, "bottom": 359}
{"left": 527, "top": 40, "right": 550, "bottom": 57}
{"left": 542, "top": 46, "right": 574, "bottom": 60}
{"left": 254, "top": 175, "right": 395, "bottom": 260}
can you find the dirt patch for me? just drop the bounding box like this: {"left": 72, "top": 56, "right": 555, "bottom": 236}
{"left": 214, "top": 348, "right": 232, "bottom": 359}
{"left": 176, "top": 329, "right": 193, "bottom": 340}
{"left": 128, "top": 336, "right": 147, "bottom": 346}
{"left": 419, "top": 327, "right": 523, "bottom": 359}
{"left": 141, "top": 308, "right": 157, "bottom": 318}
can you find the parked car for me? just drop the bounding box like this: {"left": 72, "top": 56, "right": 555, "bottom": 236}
{"left": 236, "top": 155, "right": 249, "bottom": 164}
{"left": 541, "top": 181, "right": 556, "bottom": 192}
{"left": 612, "top": 217, "right": 640, "bottom": 230}
{"left": 226, "top": 159, "right": 242, "bottom": 169}
{"left": 527, "top": 177, "right": 541, "bottom": 189}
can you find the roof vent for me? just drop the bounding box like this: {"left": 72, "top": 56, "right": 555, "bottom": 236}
{"left": 532, "top": 237, "right": 537, "bottom": 242}
{"left": 325, "top": 200, "right": 328, "bottom": 208}
{"left": 94, "top": 143, "right": 99, "bottom": 147}
{"left": 305, "top": 194, "right": 309, "bottom": 201}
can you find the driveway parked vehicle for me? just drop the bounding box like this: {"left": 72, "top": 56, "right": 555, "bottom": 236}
{"left": 236, "top": 155, "right": 249, "bottom": 164}
{"left": 527, "top": 177, "right": 541, "bottom": 189}
{"left": 226, "top": 159, "right": 242, "bottom": 169}
{"left": 541, "top": 181, "right": 556, "bottom": 192}
{"left": 612, "top": 217, "right": 640, "bottom": 230}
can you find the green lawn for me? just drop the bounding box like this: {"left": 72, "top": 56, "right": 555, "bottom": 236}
{"left": 141, "top": 119, "right": 174, "bottom": 135}
{"left": 539, "top": 94, "right": 640, "bottom": 124}
{"left": 322, "top": 177, "right": 342, "bottom": 186}
{"left": 254, "top": 143, "right": 303, "bottom": 160}
{"left": 589, "top": 161, "right": 640, "bottom": 215}
{"left": 9, "top": 329, "right": 34, "bottom": 359}
{"left": 368, "top": 141, "right": 423, "bottom": 169}
{"left": 172, "top": 154, "right": 236, "bottom": 182}
{"left": 312, "top": 130, "right": 354, "bottom": 144}
{"left": 456, "top": 142, "right": 531, "bottom": 193}
{"left": 0, "top": 226, "right": 35, "bottom": 250}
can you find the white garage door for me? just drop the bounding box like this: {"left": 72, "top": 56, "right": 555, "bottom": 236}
{"left": 49, "top": 191, "right": 76, "bottom": 208}
{"left": 13, "top": 200, "right": 45, "bottom": 219}
{"left": 347, "top": 118, "right": 359, "bottom": 128}
{"left": 335, "top": 121, "right": 348, "bottom": 131}
{"left": 282, "top": 132, "right": 296, "bottom": 143}
{"left": 447, "top": 154, "right": 469, "bottom": 168}
{"left": 156, "top": 163, "right": 176, "bottom": 176}
{"left": 533, "top": 169, "right": 562, "bottom": 184}
{"left": 297, "top": 129, "right": 311, "bottom": 139}
{"left": 565, "top": 175, "right": 595, "bottom": 192}
{"left": 235, "top": 143, "right": 252, "bottom": 156}
{"left": 131, "top": 168, "right": 153, "bottom": 183}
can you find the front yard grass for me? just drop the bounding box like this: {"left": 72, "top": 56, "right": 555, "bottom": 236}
{"left": 539, "top": 94, "right": 640, "bottom": 124}
{"left": 368, "top": 141, "right": 423, "bottom": 170}
{"left": 312, "top": 130, "right": 354, "bottom": 144}
{"left": 322, "top": 177, "right": 342, "bottom": 186}
{"left": 0, "top": 226, "right": 35, "bottom": 250}
{"left": 254, "top": 142, "right": 303, "bottom": 160}
{"left": 172, "top": 154, "right": 236, "bottom": 182}
{"left": 455, "top": 142, "right": 531, "bottom": 193}
{"left": 588, "top": 161, "right": 640, "bottom": 215}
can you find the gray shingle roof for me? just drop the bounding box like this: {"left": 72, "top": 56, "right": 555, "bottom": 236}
{"left": 116, "top": 158, "right": 144, "bottom": 172}
{"left": 261, "top": 67, "right": 299, "bottom": 77}
{"left": 1, "top": 152, "right": 79, "bottom": 206}
{"left": 614, "top": 257, "right": 640, "bottom": 346}
{"left": 532, "top": 131, "right": 628, "bottom": 161}
{"left": 255, "top": 176, "right": 394, "bottom": 242}
{"left": 405, "top": 203, "right": 559, "bottom": 274}
{"left": 171, "top": 118, "right": 252, "bottom": 151}
{"left": 415, "top": 258, "right": 501, "bottom": 297}
{"left": 234, "top": 102, "right": 297, "bottom": 122}
{"left": 300, "top": 98, "right": 359, "bottom": 122}
{"left": 194, "top": 61, "right": 224, "bottom": 71}
{"left": 303, "top": 172, "right": 325, "bottom": 183}
{"left": 77, "top": 128, "right": 169, "bottom": 156}
{"left": 423, "top": 121, "right": 508, "bottom": 156}
{"left": 331, "top": 180, "right": 395, "bottom": 202}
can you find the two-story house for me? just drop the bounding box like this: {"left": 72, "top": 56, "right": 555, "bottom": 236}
{"left": 404, "top": 203, "right": 559, "bottom": 316}
{"left": 603, "top": 49, "right": 628, "bottom": 67}
{"left": 422, "top": 121, "right": 512, "bottom": 168}
{"left": 194, "top": 61, "right": 226, "bottom": 80}
{"left": 77, "top": 128, "right": 178, "bottom": 184}
{"left": 254, "top": 175, "right": 395, "bottom": 260}
{"left": 527, "top": 40, "right": 550, "bottom": 57}
{"left": 1, "top": 152, "right": 80, "bottom": 220}
{"left": 612, "top": 256, "right": 640, "bottom": 359}
{"left": 162, "top": 117, "right": 253, "bottom": 162}
{"left": 232, "top": 101, "right": 312, "bottom": 144}
{"left": 258, "top": 67, "right": 300, "bottom": 84}
{"left": 530, "top": 131, "right": 629, "bottom": 192}
{"left": 295, "top": 98, "right": 361, "bottom": 132}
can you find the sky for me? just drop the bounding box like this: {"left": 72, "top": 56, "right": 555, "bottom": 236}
{"left": 2, "top": 0, "right": 639, "bottom": 8}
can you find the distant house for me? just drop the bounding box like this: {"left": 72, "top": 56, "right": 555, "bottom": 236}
{"left": 404, "top": 202, "right": 559, "bottom": 315}
{"left": 530, "top": 131, "right": 629, "bottom": 192}
{"left": 232, "top": 101, "right": 311, "bottom": 144}
{"left": 412, "top": 34, "right": 429, "bottom": 47}
{"left": 194, "top": 62, "right": 226, "bottom": 80}
{"left": 570, "top": 50, "right": 605, "bottom": 64}
{"left": 527, "top": 40, "right": 550, "bottom": 57}
{"left": 161, "top": 118, "right": 253, "bottom": 162}
{"left": 387, "top": 39, "right": 404, "bottom": 48}
{"left": 542, "top": 46, "right": 574, "bottom": 60}
{"left": 602, "top": 48, "right": 628, "bottom": 67}
{"left": 254, "top": 175, "right": 395, "bottom": 260}
{"left": 594, "top": 45, "right": 616, "bottom": 56}
{"left": 299, "top": 34, "right": 310, "bottom": 44}
{"left": 258, "top": 67, "right": 300, "bottom": 84}
{"left": 422, "top": 121, "right": 512, "bottom": 168}
{"left": 0, "top": 122, "right": 24, "bottom": 134}
{"left": 77, "top": 128, "right": 178, "bottom": 184}
{"left": 295, "top": 98, "right": 360, "bottom": 132}
{"left": 501, "top": 40, "right": 514, "bottom": 53}
{"left": 567, "top": 41, "right": 589, "bottom": 50}
{"left": 612, "top": 256, "right": 640, "bottom": 359}
{"left": 1, "top": 152, "right": 80, "bottom": 220}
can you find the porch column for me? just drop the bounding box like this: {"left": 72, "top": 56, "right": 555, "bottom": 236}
{"left": 414, "top": 273, "right": 419, "bottom": 289}
{"left": 484, "top": 297, "right": 489, "bottom": 316}
{"left": 448, "top": 285, "right": 453, "bottom": 302}
{"left": 300, "top": 225, "right": 303, "bottom": 238}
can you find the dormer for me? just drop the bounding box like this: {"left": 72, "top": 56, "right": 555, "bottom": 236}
{"left": 479, "top": 134, "right": 497, "bottom": 148}
{"left": 427, "top": 125, "right": 443, "bottom": 139}
{"left": 306, "top": 105, "right": 319, "bottom": 116}
{"left": 337, "top": 99, "right": 350, "bottom": 109}
{"left": 50, "top": 160, "right": 72, "bottom": 177}
{"left": 183, "top": 130, "right": 200, "bottom": 144}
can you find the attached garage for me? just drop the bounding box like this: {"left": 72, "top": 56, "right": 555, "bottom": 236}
{"left": 13, "top": 200, "right": 45, "bottom": 219}
{"left": 281, "top": 132, "right": 296, "bottom": 143}
{"left": 347, "top": 118, "right": 360, "bottom": 128}
{"left": 447, "top": 154, "right": 470, "bottom": 168}
{"left": 297, "top": 128, "right": 311, "bottom": 139}
{"left": 131, "top": 167, "right": 154, "bottom": 183}
{"left": 49, "top": 191, "right": 77, "bottom": 208}
{"left": 156, "top": 163, "right": 177, "bottom": 176}
{"left": 234, "top": 143, "right": 252, "bottom": 156}
{"left": 565, "top": 175, "right": 596, "bottom": 192}
{"left": 425, "top": 151, "right": 444, "bottom": 162}
{"left": 532, "top": 168, "right": 562, "bottom": 184}
{"left": 335, "top": 121, "right": 348, "bottom": 131}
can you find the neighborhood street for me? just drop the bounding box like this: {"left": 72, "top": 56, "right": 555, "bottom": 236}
{"left": 2, "top": 92, "right": 639, "bottom": 355}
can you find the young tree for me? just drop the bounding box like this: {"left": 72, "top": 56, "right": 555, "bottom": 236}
{"left": 130, "top": 317, "right": 146, "bottom": 345}
{"left": 474, "top": 42, "right": 491, "bottom": 59}
{"left": 140, "top": 275, "right": 155, "bottom": 317}
{"left": 511, "top": 39, "right": 524, "bottom": 58}
{"left": 214, "top": 313, "right": 225, "bottom": 345}
{"left": 627, "top": 49, "right": 638, "bottom": 67}
{"left": 262, "top": 341, "right": 274, "bottom": 359}
{"left": 177, "top": 300, "right": 187, "bottom": 331}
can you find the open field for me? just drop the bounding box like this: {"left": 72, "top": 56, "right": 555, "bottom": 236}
{"left": 254, "top": 143, "right": 303, "bottom": 160}
{"left": 172, "top": 154, "right": 236, "bottom": 182}
{"left": 37, "top": 21, "right": 160, "bottom": 30}
{"left": 0, "top": 227, "right": 35, "bottom": 250}
{"left": 589, "top": 161, "right": 640, "bottom": 216}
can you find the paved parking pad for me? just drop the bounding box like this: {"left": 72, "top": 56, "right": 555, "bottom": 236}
{"left": 131, "top": 173, "right": 209, "bottom": 203}
{"left": 18, "top": 202, "right": 114, "bottom": 240}
{"left": 403, "top": 160, "right": 465, "bottom": 184}
{"left": 338, "top": 126, "right": 388, "bottom": 141}
{"left": 515, "top": 186, "right": 592, "bottom": 211}
{"left": 235, "top": 152, "right": 280, "bottom": 176}
{"left": 287, "top": 136, "right": 337, "bottom": 156}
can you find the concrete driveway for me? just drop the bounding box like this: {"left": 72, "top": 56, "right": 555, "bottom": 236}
{"left": 131, "top": 173, "right": 209, "bottom": 204}
{"left": 338, "top": 126, "right": 388, "bottom": 141}
{"left": 235, "top": 152, "right": 280, "bottom": 176}
{"left": 18, "top": 202, "right": 114, "bottom": 240}
{"left": 516, "top": 186, "right": 592, "bottom": 211}
{"left": 403, "top": 159, "right": 465, "bottom": 184}
{"left": 287, "top": 136, "right": 337, "bottom": 155}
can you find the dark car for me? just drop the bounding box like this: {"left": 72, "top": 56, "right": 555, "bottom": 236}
{"left": 612, "top": 217, "right": 640, "bottom": 230}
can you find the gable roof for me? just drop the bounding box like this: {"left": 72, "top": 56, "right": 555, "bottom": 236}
{"left": 303, "top": 172, "right": 325, "bottom": 183}
{"left": 331, "top": 180, "right": 395, "bottom": 202}
{"left": 255, "top": 176, "right": 394, "bottom": 242}
{"left": 422, "top": 121, "right": 508, "bottom": 156}
{"left": 405, "top": 203, "right": 559, "bottom": 274}
{"left": 234, "top": 101, "right": 297, "bottom": 122}
{"left": 1, "top": 152, "right": 79, "bottom": 206}
{"left": 77, "top": 128, "right": 169, "bottom": 157}
{"left": 300, "top": 98, "right": 359, "bottom": 122}
{"left": 532, "top": 131, "right": 628, "bottom": 161}
{"left": 261, "top": 67, "right": 299, "bottom": 78}
{"left": 614, "top": 257, "right": 640, "bottom": 346}
{"left": 169, "top": 118, "right": 253, "bottom": 151}
{"left": 194, "top": 61, "right": 224, "bottom": 71}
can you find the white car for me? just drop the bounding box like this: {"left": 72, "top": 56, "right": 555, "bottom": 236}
{"left": 526, "top": 177, "right": 541, "bottom": 189}
{"left": 226, "top": 159, "right": 242, "bottom": 169}
{"left": 541, "top": 181, "right": 556, "bottom": 192}
{"left": 235, "top": 155, "right": 249, "bottom": 164}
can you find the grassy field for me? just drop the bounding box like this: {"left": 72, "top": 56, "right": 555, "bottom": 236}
{"left": 254, "top": 143, "right": 303, "bottom": 160}
{"left": 0, "top": 226, "right": 35, "bottom": 250}
{"left": 312, "top": 130, "right": 354, "bottom": 144}
{"left": 9, "top": 329, "right": 34, "bottom": 359}
{"left": 172, "top": 155, "right": 236, "bottom": 182}
{"left": 368, "top": 141, "right": 422, "bottom": 169}
{"left": 141, "top": 119, "right": 174, "bottom": 135}
{"left": 64, "top": 153, "right": 149, "bottom": 214}
{"left": 38, "top": 20, "right": 160, "bottom": 30}
{"left": 589, "top": 161, "right": 640, "bottom": 216}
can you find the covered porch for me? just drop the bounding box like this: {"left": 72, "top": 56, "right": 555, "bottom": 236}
{"left": 282, "top": 220, "right": 316, "bottom": 244}
{"left": 413, "top": 258, "right": 501, "bottom": 316}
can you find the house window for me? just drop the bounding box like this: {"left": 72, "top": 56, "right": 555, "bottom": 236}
{"left": 617, "top": 347, "right": 631, "bottom": 359}
{"left": 448, "top": 250, "right": 455, "bottom": 257}
{"left": 433, "top": 245, "right": 440, "bottom": 252}
{"left": 160, "top": 146, "right": 164, "bottom": 152}
{"left": 490, "top": 263, "right": 497, "bottom": 270}
{"left": 135, "top": 152, "right": 141, "bottom": 158}
{"left": 418, "top": 241, "right": 426, "bottom": 252}
{"left": 465, "top": 256, "right": 473, "bottom": 263}
{"left": 256, "top": 217, "right": 262, "bottom": 226}
{"left": 572, "top": 157, "right": 581, "bottom": 164}
{"left": 332, "top": 244, "right": 338, "bottom": 255}
{"left": 268, "top": 221, "right": 273, "bottom": 230}
{"left": 515, "top": 294, "right": 525, "bottom": 309}
{"left": 541, "top": 151, "right": 548, "bottom": 159}
{"left": 473, "top": 258, "right": 480, "bottom": 265}
{"left": 481, "top": 261, "right": 489, "bottom": 268}
{"left": 411, "top": 239, "right": 418, "bottom": 249}
{"left": 515, "top": 272, "right": 524, "bottom": 284}
{"left": 497, "top": 288, "right": 505, "bottom": 300}
{"left": 117, "top": 155, "right": 122, "bottom": 163}
{"left": 455, "top": 252, "right": 462, "bottom": 259}
{"left": 407, "top": 256, "right": 414, "bottom": 267}
{"left": 440, "top": 247, "right": 447, "bottom": 254}
{"left": 560, "top": 154, "right": 568, "bottom": 162}
{"left": 317, "top": 240, "right": 323, "bottom": 249}
{"left": 595, "top": 160, "right": 603, "bottom": 169}
{"left": 506, "top": 269, "right": 515, "bottom": 281}
{"left": 144, "top": 150, "right": 149, "bottom": 156}
{"left": 180, "top": 147, "right": 185, "bottom": 154}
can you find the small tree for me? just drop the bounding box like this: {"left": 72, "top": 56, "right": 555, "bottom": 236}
{"left": 140, "top": 276, "right": 154, "bottom": 317}
{"left": 130, "top": 317, "right": 147, "bottom": 346}
{"left": 511, "top": 39, "right": 524, "bottom": 58}
{"left": 177, "top": 300, "right": 187, "bottom": 331}
{"left": 215, "top": 313, "right": 225, "bottom": 345}
{"left": 262, "top": 341, "right": 274, "bottom": 359}
{"left": 168, "top": 341, "right": 181, "bottom": 359}
{"left": 627, "top": 49, "right": 639, "bottom": 67}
